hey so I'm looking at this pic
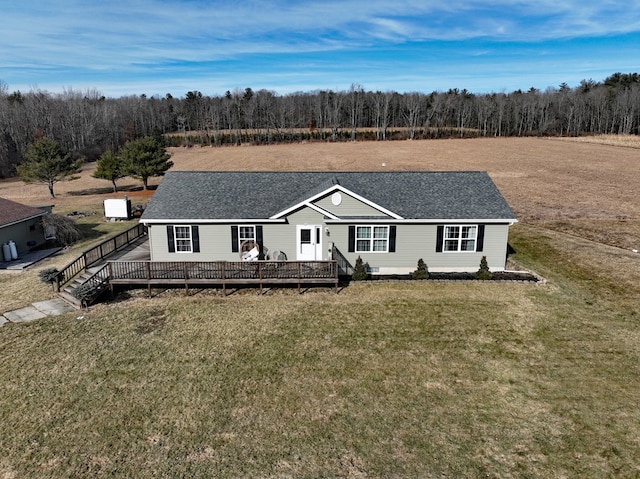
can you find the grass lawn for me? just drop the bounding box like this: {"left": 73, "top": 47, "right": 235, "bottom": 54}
{"left": 0, "top": 216, "right": 138, "bottom": 313}
{"left": 1, "top": 223, "right": 639, "bottom": 477}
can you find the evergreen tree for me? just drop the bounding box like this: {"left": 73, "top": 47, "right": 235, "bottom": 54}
{"left": 352, "top": 256, "right": 368, "bottom": 281}
{"left": 475, "top": 255, "right": 492, "bottom": 280}
{"left": 412, "top": 258, "right": 429, "bottom": 279}
{"left": 120, "top": 136, "right": 173, "bottom": 189}
{"left": 93, "top": 148, "right": 125, "bottom": 192}
{"left": 17, "top": 137, "right": 81, "bottom": 198}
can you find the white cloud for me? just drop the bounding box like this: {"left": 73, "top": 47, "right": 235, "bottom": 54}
{"left": 1, "top": 0, "right": 639, "bottom": 95}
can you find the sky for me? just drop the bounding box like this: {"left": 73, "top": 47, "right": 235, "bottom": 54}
{"left": 1, "top": 1, "right": 639, "bottom": 98}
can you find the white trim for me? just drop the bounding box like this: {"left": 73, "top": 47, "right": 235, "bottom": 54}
{"left": 442, "top": 224, "right": 478, "bottom": 253}
{"left": 141, "top": 218, "right": 286, "bottom": 224}
{"left": 173, "top": 225, "right": 193, "bottom": 253}
{"left": 296, "top": 224, "right": 323, "bottom": 260}
{"left": 303, "top": 202, "right": 340, "bottom": 220}
{"left": 143, "top": 217, "right": 517, "bottom": 225}
{"left": 355, "top": 225, "right": 390, "bottom": 253}
{"left": 325, "top": 218, "right": 518, "bottom": 225}
{"left": 237, "top": 225, "right": 256, "bottom": 251}
{"left": 269, "top": 185, "right": 404, "bottom": 220}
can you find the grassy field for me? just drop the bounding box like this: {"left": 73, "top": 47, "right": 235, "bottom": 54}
{"left": 1, "top": 137, "right": 639, "bottom": 477}
{"left": 0, "top": 223, "right": 638, "bottom": 477}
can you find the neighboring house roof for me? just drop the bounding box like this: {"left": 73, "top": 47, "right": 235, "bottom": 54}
{"left": 0, "top": 197, "right": 48, "bottom": 228}
{"left": 140, "top": 171, "right": 517, "bottom": 222}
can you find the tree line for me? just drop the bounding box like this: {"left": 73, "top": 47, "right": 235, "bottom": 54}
{"left": 1, "top": 72, "right": 639, "bottom": 178}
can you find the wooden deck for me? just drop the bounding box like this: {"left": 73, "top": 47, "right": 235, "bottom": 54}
{"left": 107, "top": 260, "right": 339, "bottom": 295}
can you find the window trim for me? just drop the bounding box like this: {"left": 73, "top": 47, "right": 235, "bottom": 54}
{"left": 238, "top": 225, "right": 256, "bottom": 250}
{"left": 355, "top": 225, "right": 390, "bottom": 253}
{"left": 442, "top": 224, "right": 478, "bottom": 253}
{"left": 173, "top": 225, "right": 193, "bottom": 253}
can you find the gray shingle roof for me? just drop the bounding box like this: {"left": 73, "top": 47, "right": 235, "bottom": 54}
{"left": 140, "top": 171, "right": 516, "bottom": 221}
{"left": 0, "top": 197, "right": 47, "bottom": 228}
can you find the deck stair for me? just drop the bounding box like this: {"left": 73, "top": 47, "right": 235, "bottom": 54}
{"left": 54, "top": 224, "right": 147, "bottom": 308}
{"left": 58, "top": 272, "right": 98, "bottom": 308}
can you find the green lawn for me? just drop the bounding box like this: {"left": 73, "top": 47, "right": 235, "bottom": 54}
{"left": 1, "top": 224, "right": 639, "bottom": 477}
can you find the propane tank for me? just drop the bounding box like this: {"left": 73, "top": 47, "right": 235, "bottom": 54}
{"left": 8, "top": 240, "right": 18, "bottom": 260}
{"left": 2, "top": 243, "right": 11, "bottom": 261}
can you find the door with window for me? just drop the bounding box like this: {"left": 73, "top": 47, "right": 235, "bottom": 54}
{"left": 296, "top": 225, "right": 322, "bottom": 260}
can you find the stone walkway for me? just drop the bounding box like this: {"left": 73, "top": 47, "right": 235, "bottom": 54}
{"left": 0, "top": 298, "right": 77, "bottom": 327}
{"left": 1, "top": 235, "right": 150, "bottom": 326}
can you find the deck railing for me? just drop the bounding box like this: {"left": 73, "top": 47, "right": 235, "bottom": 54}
{"left": 108, "top": 260, "right": 339, "bottom": 294}
{"left": 56, "top": 223, "right": 147, "bottom": 292}
{"left": 332, "top": 245, "right": 353, "bottom": 277}
{"left": 73, "top": 264, "right": 111, "bottom": 308}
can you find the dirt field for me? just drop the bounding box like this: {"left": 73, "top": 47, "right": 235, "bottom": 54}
{"left": 1, "top": 136, "right": 639, "bottom": 250}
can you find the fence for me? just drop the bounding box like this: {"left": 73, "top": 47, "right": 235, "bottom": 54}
{"left": 108, "top": 260, "right": 339, "bottom": 295}
{"left": 56, "top": 223, "right": 147, "bottom": 292}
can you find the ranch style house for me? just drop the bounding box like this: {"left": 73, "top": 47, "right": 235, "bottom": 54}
{"left": 139, "top": 171, "right": 517, "bottom": 275}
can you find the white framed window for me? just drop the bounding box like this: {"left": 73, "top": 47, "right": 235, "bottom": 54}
{"left": 356, "top": 225, "right": 389, "bottom": 253}
{"left": 238, "top": 225, "right": 256, "bottom": 249}
{"left": 174, "top": 225, "right": 193, "bottom": 252}
{"left": 444, "top": 225, "right": 477, "bottom": 252}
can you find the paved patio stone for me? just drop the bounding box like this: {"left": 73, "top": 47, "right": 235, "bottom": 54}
{"left": 0, "top": 315, "right": 7, "bottom": 327}
{"left": 4, "top": 306, "right": 47, "bottom": 323}
{"left": 32, "top": 299, "right": 76, "bottom": 316}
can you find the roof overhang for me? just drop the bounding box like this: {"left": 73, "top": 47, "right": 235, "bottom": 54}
{"left": 0, "top": 211, "right": 47, "bottom": 229}
{"left": 324, "top": 218, "right": 519, "bottom": 225}
{"left": 140, "top": 218, "right": 287, "bottom": 225}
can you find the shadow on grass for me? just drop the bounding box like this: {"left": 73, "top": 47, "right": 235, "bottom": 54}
{"left": 76, "top": 222, "right": 107, "bottom": 241}
{"left": 75, "top": 219, "right": 137, "bottom": 243}
{"left": 68, "top": 184, "right": 157, "bottom": 196}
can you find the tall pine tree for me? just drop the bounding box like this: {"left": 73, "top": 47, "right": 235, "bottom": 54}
{"left": 93, "top": 148, "right": 125, "bottom": 192}
{"left": 17, "top": 137, "right": 81, "bottom": 198}
{"left": 120, "top": 136, "right": 173, "bottom": 190}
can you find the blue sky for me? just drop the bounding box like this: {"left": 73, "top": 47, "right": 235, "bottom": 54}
{"left": 2, "top": 1, "right": 639, "bottom": 98}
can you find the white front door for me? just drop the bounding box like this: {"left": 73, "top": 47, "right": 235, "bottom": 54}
{"left": 296, "top": 225, "right": 323, "bottom": 260}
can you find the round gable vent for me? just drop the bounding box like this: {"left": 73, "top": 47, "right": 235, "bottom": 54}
{"left": 331, "top": 192, "right": 342, "bottom": 206}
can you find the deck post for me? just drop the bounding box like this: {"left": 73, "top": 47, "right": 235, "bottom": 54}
{"left": 146, "top": 262, "right": 151, "bottom": 297}
{"left": 109, "top": 263, "right": 114, "bottom": 298}
{"left": 184, "top": 263, "right": 189, "bottom": 295}
{"left": 297, "top": 262, "right": 301, "bottom": 293}
{"left": 222, "top": 262, "right": 226, "bottom": 296}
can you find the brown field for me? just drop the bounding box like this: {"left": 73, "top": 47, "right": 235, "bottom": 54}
{"left": 2, "top": 136, "right": 638, "bottom": 250}
{"left": 2, "top": 137, "right": 640, "bottom": 477}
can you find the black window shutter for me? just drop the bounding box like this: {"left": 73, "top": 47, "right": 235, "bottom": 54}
{"left": 388, "top": 225, "right": 396, "bottom": 252}
{"left": 192, "top": 225, "right": 200, "bottom": 253}
{"left": 231, "top": 226, "right": 239, "bottom": 252}
{"left": 436, "top": 225, "right": 444, "bottom": 253}
{"left": 476, "top": 224, "right": 485, "bottom": 252}
{"left": 167, "top": 225, "right": 175, "bottom": 253}
{"left": 348, "top": 226, "right": 355, "bottom": 252}
{"left": 256, "top": 225, "right": 263, "bottom": 245}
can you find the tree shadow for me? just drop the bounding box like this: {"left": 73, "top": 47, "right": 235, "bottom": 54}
{"left": 68, "top": 184, "right": 157, "bottom": 196}
{"left": 75, "top": 221, "right": 113, "bottom": 241}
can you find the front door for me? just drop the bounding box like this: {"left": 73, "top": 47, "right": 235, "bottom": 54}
{"left": 296, "top": 225, "right": 323, "bottom": 260}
